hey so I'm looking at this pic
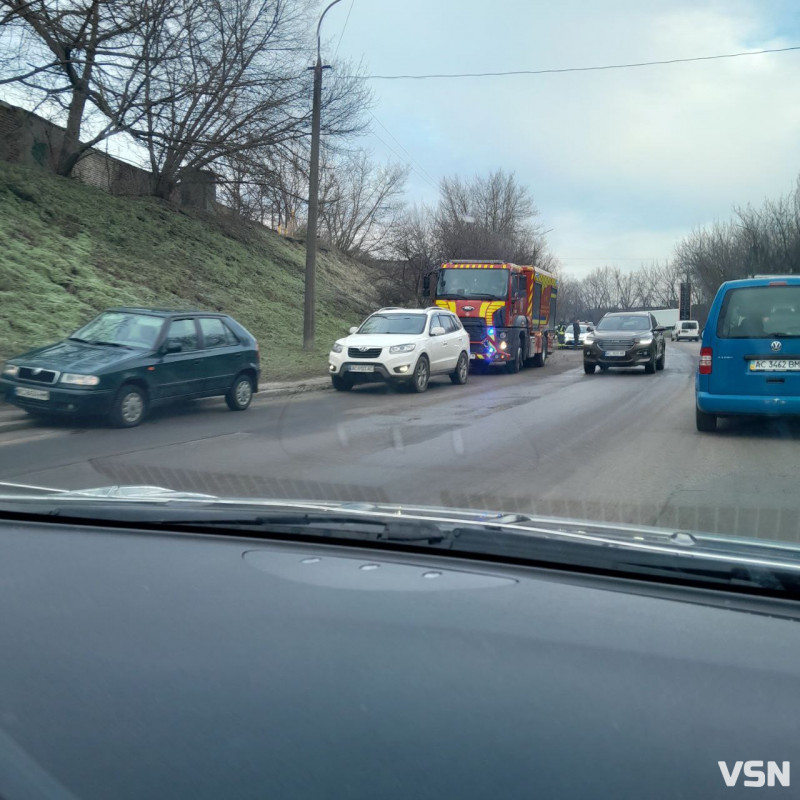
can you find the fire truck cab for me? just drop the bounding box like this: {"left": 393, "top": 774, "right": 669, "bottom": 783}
{"left": 428, "top": 261, "right": 558, "bottom": 373}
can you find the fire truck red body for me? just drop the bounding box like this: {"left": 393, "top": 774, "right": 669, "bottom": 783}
{"left": 430, "top": 261, "right": 558, "bottom": 372}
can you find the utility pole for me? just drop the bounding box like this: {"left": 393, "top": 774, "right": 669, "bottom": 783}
{"left": 303, "top": 0, "right": 342, "bottom": 352}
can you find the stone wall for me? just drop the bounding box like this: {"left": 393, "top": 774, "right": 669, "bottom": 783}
{"left": 0, "top": 100, "right": 215, "bottom": 207}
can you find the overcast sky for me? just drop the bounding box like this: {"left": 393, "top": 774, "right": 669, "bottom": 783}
{"left": 328, "top": 0, "right": 800, "bottom": 277}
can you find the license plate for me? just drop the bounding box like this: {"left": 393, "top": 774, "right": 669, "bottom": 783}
{"left": 604, "top": 350, "right": 626, "bottom": 357}
{"left": 16, "top": 386, "right": 49, "bottom": 400}
{"left": 469, "top": 353, "right": 476, "bottom": 360}
{"left": 349, "top": 365, "right": 374, "bottom": 373}
{"left": 749, "top": 359, "right": 800, "bottom": 372}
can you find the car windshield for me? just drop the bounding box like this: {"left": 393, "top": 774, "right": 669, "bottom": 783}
{"left": 71, "top": 312, "right": 164, "bottom": 349}
{"left": 596, "top": 316, "right": 650, "bottom": 332}
{"left": 357, "top": 314, "right": 427, "bottom": 334}
{"left": 5, "top": 1, "right": 800, "bottom": 724}
{"left": 436, "top": 268, "right": 509, "bottom": 299}
{"left": 717, "top": 287, "right": 800, "bottom": 338}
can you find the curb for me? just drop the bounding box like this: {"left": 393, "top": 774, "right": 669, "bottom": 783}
{"left": 0, "top": 375, "right": 331, "bottom": 434}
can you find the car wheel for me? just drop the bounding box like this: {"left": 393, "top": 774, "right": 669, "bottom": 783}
{"left": 656, "top": 349, "right": 665, "bottom": 371}
{"left": 411, "top": 355, "right": 430, "bottom": 393}
{"left": 506, "top": 338, "right": 523, "bottom": 374}
{"left": 226, "top": 373, "right": 254, "bottom": 410}
{"left": 331, "top": 374, "right": 353, "bottom": 392}
{"left": 531, "top": 338, "right": 547, "bottom": 368}
{"left": 109, "top": 384, "right": 147, "bottom": 428}
{"left": 644, "top": 353, "right": 656, "bottom": 374}
{"left": 450, "top": 352, "right": 469, "bottom": 385}
{"left": 696, "top": 405, "right": 717, "bottom": 432}
{"left": 584, "top": 363, "right": 596, "bottom": 374}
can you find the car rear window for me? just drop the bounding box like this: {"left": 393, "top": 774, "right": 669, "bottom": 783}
{"left": 716, "top": 286, "right": 800, "bottom": 338}
{"left": 682, "top": 322, "right": 698, "bottom": 329}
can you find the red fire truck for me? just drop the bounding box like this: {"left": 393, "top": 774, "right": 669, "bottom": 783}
{"left": 426, "top": 261, "right": 558, "bottom": 373}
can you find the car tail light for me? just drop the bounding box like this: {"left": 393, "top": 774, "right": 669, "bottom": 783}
{"left": 699, "top": 347, "right": 712, "bottom": 374}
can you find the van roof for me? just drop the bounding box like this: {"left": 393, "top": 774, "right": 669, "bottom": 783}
{"left": 720, "top": 276, "right": 800, "bottom": 290}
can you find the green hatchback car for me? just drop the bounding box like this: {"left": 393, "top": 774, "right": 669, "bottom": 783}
{"left": 1, "top": 308, "right": 260, "bottom": 427}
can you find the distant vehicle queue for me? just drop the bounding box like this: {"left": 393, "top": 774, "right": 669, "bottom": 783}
{"left": 1, "top": 257, "right": 735, "bottom": 427}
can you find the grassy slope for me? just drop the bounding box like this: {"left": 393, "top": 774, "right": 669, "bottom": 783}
{"left": 0, "top": 160, "right": 383, "bottom": 379}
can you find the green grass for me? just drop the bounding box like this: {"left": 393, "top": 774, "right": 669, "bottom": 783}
{"left": 0, "top": 161, "right": 384, "bottom": 380}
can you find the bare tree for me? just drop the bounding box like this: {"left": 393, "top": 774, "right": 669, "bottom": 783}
{"left": 434, "top": 169, "right": 553, "bottom": 267}
{"left": 317, "top": 149, "right": 409, "bottom": 256}
{"left": 0, "top": 0, "right": 176, "bottom": 176}
{"left": 112, "top": 0, "right": 371, "bottom": 199}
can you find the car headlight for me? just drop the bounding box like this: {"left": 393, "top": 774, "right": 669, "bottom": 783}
{"left": 636, "top": 336, "right": 653, "bottom": 346}
{"left": 2, "top": 364, "right": 19, "bottom": 377}
{"left": 60, "top": 373, "right": 100, "bottom": 386}
{"left": 389, "top": 343, "right": 416, "bottom": 354}
{"left": 583, "top": 337, "right": 594, "bottom": 345}
{"left": 331, "top": 342, "right": 344, "bottom": 353}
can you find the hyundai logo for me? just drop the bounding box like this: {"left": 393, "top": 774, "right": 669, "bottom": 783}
{"left": 463, "top": 306, "right": 475, "bottom": 312}
{"left": 31, "top": 368, "right": 42, "bottom": 375}
{"left": 358, "top": 346, "right": 369, "bottom": 352}
{"left": 771, "top": 341, "right": 782, "bottom": 352}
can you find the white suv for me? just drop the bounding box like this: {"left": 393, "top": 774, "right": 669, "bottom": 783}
{"left": 672, "top": 320, "right": 700, "bottom": 341}
{"left": 328, "top": 307, "right": 470, "bottom": 393}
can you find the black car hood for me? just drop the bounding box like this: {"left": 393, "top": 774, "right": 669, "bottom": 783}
{"left": 11, "top": 340, "right": 146, "bottom": 373}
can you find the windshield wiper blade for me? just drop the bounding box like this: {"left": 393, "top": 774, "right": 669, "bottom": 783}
{"left": 89, "top": 341, "right": 133, "bottom": 348}
{"left": 3, "top": 497, "right": 800, "bottom": 597}
{"left": 68, "top": 336, "right": 91, "bottom": 343}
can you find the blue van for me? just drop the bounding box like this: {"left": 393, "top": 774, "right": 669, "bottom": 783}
{"left": 696, "top": 276, "right": 800, "bottom": 431}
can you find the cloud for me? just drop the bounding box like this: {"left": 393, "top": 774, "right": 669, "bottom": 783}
{"left": 338, "top": 0, "right": 800, "bottom": 275}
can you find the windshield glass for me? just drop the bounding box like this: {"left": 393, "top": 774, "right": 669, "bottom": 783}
{"left": 358, "top": 314, "right": 427, "bottom": 334}
{"left": 2, "top": 1, "right": 800, "bottom": 588}
{"left": 596, "top": 315, "right": 650, "bottom": 332}
{"left": 71, "top": 312, "right": 165, "bottom": 349}
{"left": 436, "top": 268, "right": 509, "bottom": 299}
{"left": 717, "top": 287, "right": 800, "bottom": 338}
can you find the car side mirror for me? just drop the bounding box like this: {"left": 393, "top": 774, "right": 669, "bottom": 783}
{"left": 349, "top": 326, "right": 359, "bottom": 335}
{"left": 163, "top": 340, "right": 182, "bottom": 354}
{"left": 422, "top": 273, "right": 431, "bottom": 294}
{"left": 655, "top": 326, "right": 665, "bottom": 332}
{"left": 430, "top": 326, "right": 446, "bottom": 336}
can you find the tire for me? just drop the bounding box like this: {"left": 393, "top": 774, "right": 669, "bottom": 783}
{"left": 450, "top": 352, "right": 469, "bottom": 385}
{"left": 226, "top": 373, "right": 254, "bottom": 410}
{"left": 331, "top": 374, "right": 353, "bottom": 392}
{"left": 109, "top": 384, "right": 147, "bottom": 428}
{"left": 531, "top": 338, "right": 547, "bottom": 368}
{"left": 584, "top": 363, "right": 596, "bottom": 375}
{"left": 644, "top": 354, "right": 656, "bottom": 374}
{"left": 506, "top": 338, "right": 523, "bottom": 374}
{"left": 411, "top": 355, "right": 430, "bottom": 393}
{"left": 656, "top": 349, "right": 665, "bottom": 371}
{"left": 696, "top": 405, "right": 717, "bottom": 432}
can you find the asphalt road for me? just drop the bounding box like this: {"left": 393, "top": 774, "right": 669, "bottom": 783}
{"left": 3, "top": 341, "right": 800, "bottom": 542}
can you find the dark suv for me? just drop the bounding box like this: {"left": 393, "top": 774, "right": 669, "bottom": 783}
{"left": 1, "top": 308, "right": 260, "bottom": 427}
{"left": 583, "top": 311, "right": 666, "bottom": 374}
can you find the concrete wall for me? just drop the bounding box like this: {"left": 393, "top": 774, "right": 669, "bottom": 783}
{"left": 0, "top": 100, "right": 214, "bottom": 207}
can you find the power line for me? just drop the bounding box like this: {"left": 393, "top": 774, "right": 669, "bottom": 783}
{"left": 343, "top": 45, "right": 800, "bottom": 80}
{"left": 369, "top": 112, "right": 439, "bottom": 187}
{"left": 334, "top": 0, "right": 355, "bottom": 59}
{"left": 367, "top": 128, "right": 439, "bottom": 191}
